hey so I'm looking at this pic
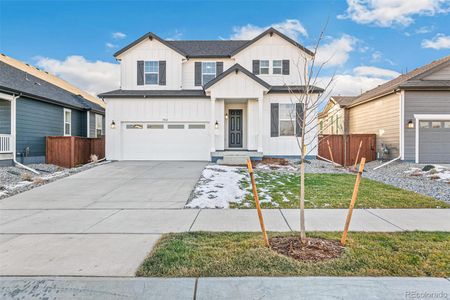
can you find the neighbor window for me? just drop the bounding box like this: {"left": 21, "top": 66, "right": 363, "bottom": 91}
{"left": 431, "top": 121, "right": 442, "bottom": 128}
{"left": 202, "top": 62, "right": 216, "bottom": 85}
{"left": 273, "top": 60, "right": 282, "bottom": 74}
{"left": 335, "top": 115, "right": 339, "bottom": 134}
{"left": 63, "top": 108, "right": 71, "bottom": 136}
{"left": 279, "top": 104, "right": 296, "bottom": 136}
{"left": 444, "top": 122, "right": 450, "bottom": 129}
{"left": 260, "top": 60, "right": 269, "bottom": 74}
{"left": 144, "top": 61, "right": 159, "bottom": 85}
{"left": 95, "top": 114, "right": 103, "bottom": 137}
{"left": 320, "top": 120, "right": 323, "bottom": 132}
{"left": 419, "top": 121, "right": 430, "bottom": 128}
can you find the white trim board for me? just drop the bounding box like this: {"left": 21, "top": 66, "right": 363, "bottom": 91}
{"left": 414, "top": 114, "right": 450, "bottom": 163}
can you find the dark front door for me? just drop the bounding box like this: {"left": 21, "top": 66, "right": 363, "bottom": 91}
{"left": 228, "top": 109, "right": 243, "bottom": 148}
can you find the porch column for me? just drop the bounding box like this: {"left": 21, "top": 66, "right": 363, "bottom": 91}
{"left": 258, "top": 96, "right": 263, "bottom": 152}
{"left": 11, "top": 96, "right": 16, "bottom": 157}
{"left": 210, "top": 97, "right": 216, "bottom": 152}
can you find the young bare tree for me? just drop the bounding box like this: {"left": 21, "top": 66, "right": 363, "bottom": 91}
{"left": 285, "top": 27, "right": 337, "bottom": 243}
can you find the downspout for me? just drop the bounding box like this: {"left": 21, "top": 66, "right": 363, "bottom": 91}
{"left": 10, "top": 94, "right": 40, "bottom": 174}
{"left": 373, "top": 90, "right": 403, "bottom": 171}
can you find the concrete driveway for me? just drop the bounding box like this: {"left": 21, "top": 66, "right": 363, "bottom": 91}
{"left": 0, "top": 161, "right": 206, "bottom": 276}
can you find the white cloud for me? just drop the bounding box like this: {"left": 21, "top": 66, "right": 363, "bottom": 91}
{"left": 319, "top": 74, "right": 388, "bottom": 96}
{"left": 353, "top": 66, "right": 400, "bottom": 78}
{"left": 112, "top": 32, "right": 126, "bottom": 39}
{"left": 230, "top": 19, "right": 308, "bottom": 40}
{"left": 315, "top": 35, "right": 357, "bottom": 67}
{"left": 421, "top": 34, "right": 450, "bottom": 49}
{"left": 35, "top": 55, "right": 120, "bottom": 96}
{"left": 105, "top": 42, "right": 117, "bottom": 49}
{"left": 338, "top": 0, "right": 450, "bottom": 27}
{"left": 166, "top": 29, "right": 184, "bottom": 41}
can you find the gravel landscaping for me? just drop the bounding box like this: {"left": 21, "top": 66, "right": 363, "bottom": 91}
{"left": 0, "top": 161, "right": 109, "bottom": 199}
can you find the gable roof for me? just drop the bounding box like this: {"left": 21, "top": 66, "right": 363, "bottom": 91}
{"left": 331, "top": 96, "right": 357, "bottom": 107}
{"left": 229, "top": 27, "right": 314, "bottom": 57}
{"left": 0, "top": 61, "right": 104, "bottom": 113}
{"left": 203, "top": 63, "right": 271, "bottom": 90}
{"left": 114, "top": 28, "right": 313, "bottom": 59}
{"left": 348, "top": 54, "right": 450, "bottom": 107}
{"left": 0, "top": 54, "right": 105, "bottom": 108}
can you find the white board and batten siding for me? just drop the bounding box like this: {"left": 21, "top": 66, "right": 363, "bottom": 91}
{"left": 182, "top": 58, "right": 234, "bottom": 90}
{"left": 117, "top": 38, "right": 184, "bottom": 90}
{"left": 105, "top": 97, "right": 211, "bottom": 160}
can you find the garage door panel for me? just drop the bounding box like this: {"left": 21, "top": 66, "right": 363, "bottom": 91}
{"left": 122, "top": 123, "right": 210, "bottom": 161}
{"left": 419, "top": 120, "right": 450, "bottom": 163}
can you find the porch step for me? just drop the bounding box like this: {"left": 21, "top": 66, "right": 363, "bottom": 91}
{"left": 217, "top": 155, "right": 249, "bottom": 166}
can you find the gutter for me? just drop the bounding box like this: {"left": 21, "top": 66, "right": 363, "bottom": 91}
{"left": 9, "top": 93, "right": 39, "bottom": 174}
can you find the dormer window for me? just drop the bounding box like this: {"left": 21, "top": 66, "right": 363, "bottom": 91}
{"left": 273, "top": 60, "right": 282, "bottom": 74}
{"left": 202, "top": 62, "right": 216, "bottom": 85}
{"left": 144, "top": 61, "right": 159, "bottom": 85}
{"left": 260, "top": 60, "right": 269, "bottom": 74}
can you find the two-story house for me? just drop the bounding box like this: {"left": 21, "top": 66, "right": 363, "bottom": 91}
{"left": 99, "top": 28, "right": 323, "bottom": 161}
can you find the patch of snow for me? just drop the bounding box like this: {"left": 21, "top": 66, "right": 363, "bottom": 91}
{"left": 185, "top": 165, "right": 248, "bottom": 208}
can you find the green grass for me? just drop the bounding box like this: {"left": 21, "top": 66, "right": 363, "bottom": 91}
{"left": 233, "top": 171, "right": 448, "bottom": 209}
{"left": 137, "top": 232, "right": 450, "bottom": 277}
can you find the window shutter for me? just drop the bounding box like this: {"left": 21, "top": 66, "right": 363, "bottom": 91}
{"left": 158, "top": 61, "right": 166, "bottom": 85}
{"left": 137, "top": 61, "right": 144, "bottom": 85}
{"left": 270, "top": 103, "right": 279, "bottom": 137}
{"left": 252, "top": 60, "right": 260, "bottom": 75}
{"left": 216, "top": 62, "right": 223, "bottom": 76}
{"left": 282, "top": 60, "right": 290, "bottom": 75}
{"left": 195, "top": 62, "right": 202, "bottom": 86}
{"left": 296, "top": 103, "right": 304, "bottom": 137}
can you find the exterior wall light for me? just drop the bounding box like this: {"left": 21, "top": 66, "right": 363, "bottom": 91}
{"left": 111, "top": 120, "right": 116, "bottom": 129}
{"left": 407, "top": 120, "right": 414, "bottom": 129}
{"left": 215, "top": 121, "right": 219, "bottom": 129}
{"left": 225, "top": 113, "right": 228, "bottom": 120}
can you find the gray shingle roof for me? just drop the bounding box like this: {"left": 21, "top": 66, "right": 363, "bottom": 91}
{"left": 330, "top": 96, "right": 357, "bottom": 107}
{"left": 269, "top": 85, "right": 324, "bottom": 94}
{"left": 167, "top": 40, "right": 248, "bottom": 58}
{"left": 0, "top": 61, "right": 104, "bottom": 113}
{"left": 98, "top": 89, "right": 208, "bottom": 98}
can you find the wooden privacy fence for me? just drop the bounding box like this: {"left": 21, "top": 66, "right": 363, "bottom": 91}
{"left": 318, "top": 134, "right": 376, "bottom": 166}
{"left": 46, "top": 136, "right": 105, "bottom": 168}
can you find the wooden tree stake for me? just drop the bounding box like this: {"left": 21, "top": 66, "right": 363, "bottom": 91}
{"left": 246, "top": 159, "right": 270, "bottom": 247}
{"left": 341, "top": 157, "right": 366, "bottom": 246}
{"left": 353, "top": 140, "right": 363, "bottom": 169}
{"left": 326, "top": 139, "right": 335, "bottom": 166}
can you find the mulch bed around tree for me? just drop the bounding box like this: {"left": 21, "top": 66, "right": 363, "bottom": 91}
{"left": 269, "top": 236, "right": 345, "bottom": 262}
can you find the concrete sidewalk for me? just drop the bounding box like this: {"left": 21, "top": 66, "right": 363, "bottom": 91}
{"left": 1, "top": 277, "right": 449, "bottom": 299}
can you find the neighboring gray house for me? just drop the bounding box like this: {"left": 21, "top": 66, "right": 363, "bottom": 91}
{"left": 0, "top": 55, "right": 105, "bottom": 165}
{"left": 322, "top": 54, "right": 450, "bottom": 164}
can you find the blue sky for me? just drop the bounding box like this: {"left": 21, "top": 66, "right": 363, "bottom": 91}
{"left": 1, "top": 0, "right": 449, "bottom": 95}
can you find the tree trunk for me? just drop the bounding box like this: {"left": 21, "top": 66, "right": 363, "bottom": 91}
{"left": 300, "top": 155, "right": 306, "bottom": 242}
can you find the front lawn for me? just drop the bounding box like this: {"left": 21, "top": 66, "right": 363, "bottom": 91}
{"left": 137, "top": 232, "right": 450, "bottom": 277}
{"left": 235, "top": 172, "right": 448, "bottom": 209}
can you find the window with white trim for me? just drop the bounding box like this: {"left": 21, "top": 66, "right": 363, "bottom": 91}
{"left": 260, "top": 60, "right": 269, "bottom": 74}
{"left": 202, "top": 62, "right": 216, "bottom": 85}
{"left": 279, "top": 104, "right": 296, "bottom": 136}
{"left": 63, "top": 108, "right": 71, "bottom": 136}
{"left": 95, "top": 114, "right": 103, "bottom": 137}
{"left": 144, "top": 61, "right": 159, "bottom": 85}
{"left": 273, "top": 60, "right": 282, "bottom": 74}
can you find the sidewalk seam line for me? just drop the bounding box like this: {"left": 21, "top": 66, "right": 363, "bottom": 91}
{"left": 279, "top": 209, "right": 292, "bottom": 231}
{"left": 193, "top": 277, "right": 199, "bottom": 300}
{"left": 366, "top": 209, "right": 406, "bottom": 231}
{"left": 189, "top": 210, "right": 202, "bottom": 232}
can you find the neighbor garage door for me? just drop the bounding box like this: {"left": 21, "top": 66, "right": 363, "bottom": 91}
{"left": 418, "top": 120, "right": 450, "bottom": 163}
{"left": 122, "top": 122, "right": 210, "bottom": 161}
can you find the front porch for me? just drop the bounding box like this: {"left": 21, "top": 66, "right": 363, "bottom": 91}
{"left": 0, "top": 96, "right": 14, "bottom": 165}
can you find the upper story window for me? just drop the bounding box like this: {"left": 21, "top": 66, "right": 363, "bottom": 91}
{"left": 202, "top": 62, "right": 216, "bottom": 85}
{"left": 144, "top": 61, "right": 159, "bottom": 85}
{"left": 63, "top": 108, "right": 71, "bottom": 136}
{"left": 260, "top": 60, "right": 269, "bottom": 74}
{"left": 273, "top": 60, "right": 282, "bottom": 74}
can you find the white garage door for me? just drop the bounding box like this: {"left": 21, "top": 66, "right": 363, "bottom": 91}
{"left": 122, "top": 122, "right": 210, "bottom": 161}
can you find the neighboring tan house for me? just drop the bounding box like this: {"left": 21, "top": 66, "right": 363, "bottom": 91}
{"left": 99, "top": 28, "right": 323, "bottom": 162}
{"left": 0, "top": 54, "right": 105, "bottom": 165}
{"left": 318, "top": 96, "right": 356, "bottom": 134}
{"left": 319, "top": 54, "right": 450, "bottom": 164}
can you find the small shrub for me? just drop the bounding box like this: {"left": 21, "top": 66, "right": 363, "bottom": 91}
{"left": 33, "top": 177, "right": 45, "bottom": 185}
{"left": 21, "top": 173, "right": 33, "bottom": 182}
{"left": 422, "top": 165, "right": 435, "bottom": 172}
{"left": 90, "top": 154, "right": 99, "bottom": 163}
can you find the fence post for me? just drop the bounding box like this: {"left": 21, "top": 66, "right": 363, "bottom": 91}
{"left": 70, "top": 136, "right": 75, "bottom": 168}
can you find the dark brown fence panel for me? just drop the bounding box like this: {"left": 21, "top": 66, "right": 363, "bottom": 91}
{"left": 318, "top": 134, "right": 376, "bottom": 166}
{"left": 46, "top": 136, "right": 105, "bottom": 168}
